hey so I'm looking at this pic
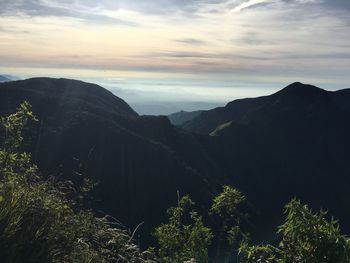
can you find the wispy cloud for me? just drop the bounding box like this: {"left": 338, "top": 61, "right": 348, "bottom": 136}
{"left": 175, "top": 38, "right": 207, "bottom": 45}
{"left": 3, "top": 0, "right": 349, "bottom": 16}
{"left": 231, "top": 0, "right": 272, "bottom": 12}
{"left": 0, "top": 0, "right": 137, "bottom": 26}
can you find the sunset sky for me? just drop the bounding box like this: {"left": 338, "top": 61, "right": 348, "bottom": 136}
{"left": 1, "top": 0, "right": 349, "bottom": 114}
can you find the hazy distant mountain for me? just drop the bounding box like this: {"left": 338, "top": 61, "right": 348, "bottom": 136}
{"left": 131, "top": 101, "right": 221, "bottom": 115}
{"left": 0, "top": 75, "right": 11, "bottom": 83}
{"left": 168, "top": 110, "right": 203, "bottom": 126}
{"left": 2, "top": 79, "right": 350, "bottom": 245}
{"left": 0, "top": 74, "right": 21, "bottom": 82}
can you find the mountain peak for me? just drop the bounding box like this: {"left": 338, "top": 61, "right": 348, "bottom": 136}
{"left": 0, "top": 77, "right": 138, "bottom": 117}
{"left": 273, "top": 82, "right": 328, "bottom": 103}
{"left": 281, "top": 82, "right": 324, "bottom": 92}
{"left": 287, "top": 81, "right": 304, "bottom": 86}
{"left": 279, "top": 82, "right": 325, "bottom": 95}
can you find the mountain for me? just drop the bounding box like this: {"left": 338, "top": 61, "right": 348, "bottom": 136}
{"left": 0, "top": 78, "right": 225, "bottom": 245}
{"left": 168, "top": 110, "right": 203, "bottom": 126}
{"left": 0, "top": 75, "right": 11, "bottom": 83}
{"left": 182, "top": 82, "right": 350, "bottom": 239}
{"left": 183, "top": 82, "right": 350, "bottom": 134}
{"left": 2, "top": 79, "right": 350, "bottom": 246}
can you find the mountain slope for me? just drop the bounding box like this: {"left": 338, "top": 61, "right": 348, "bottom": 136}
{"left": 2, "top": 79, "right": 350, "bottom": 245}
{"left": 182, "top": 82, "right": 334, "bottom": 133}
{"left": 0, "top": 77, "right": 138, "bottom": 117}
{"left": 183, "top": 82, "right": 350, "bottom": 239}
{"left": 168, "top": 110, "right": 203, "bottom": 126}
{"left": 0, "top": 78, "right": 224, "bottom": 245}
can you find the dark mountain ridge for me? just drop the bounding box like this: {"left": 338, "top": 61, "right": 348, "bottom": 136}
{"left": 0, "top": 78, "right": 225, "bottom": 245}
{"left": 1, "top": 78, "right": 350, "bottom": 246}
{"left": 182, "top": 82, "right": 348, "bottom": 134}
{"left": 0, "top": 78, "right": 138, "bottom": 117}
{"left": 182, "top": 82, "right": 350, "bottom": 240}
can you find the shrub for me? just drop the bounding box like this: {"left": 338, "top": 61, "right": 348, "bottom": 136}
{"left": 239, "top": 199, "right": 350, "bottom": 263}
{"left": 154, "top": 195, "right": 212, "bottom": 263}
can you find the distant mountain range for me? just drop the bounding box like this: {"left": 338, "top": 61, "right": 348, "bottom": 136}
{"left": 0, "top": 74, "right": 20, "bottom": 83}
{"left": 168, "top": 110, "right": 203, "bottom": 126}
{"left": 0, "top": 75, "right": 11, "bottom": 83}
{"left": 1, "top": 78, "right": 350, "bottom": 245}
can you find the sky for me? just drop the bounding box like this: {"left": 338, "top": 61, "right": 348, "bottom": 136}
{"left": 0, "top": 0, "right": 349, "bottom": 114}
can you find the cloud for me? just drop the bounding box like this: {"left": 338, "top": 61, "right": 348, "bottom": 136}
{"left": 174, "top": 38, "right": 207, "bottom": 45}
{"left": 0, "top": 0, "right": 250, "bottom": 17}
{"left": 281, "top": 0, "right": 350, "bottom": 10}
{"left": 0, "top": 0, "right": 349, "bottom": 89}
{"left": 105, "top": 0, "right": 227, "bottom": 14}
{"left": 234, "top": 36, "right": 276, "bottom": 46}
{"left": 231, "top": 0, "right": 273, "bottom": 12}
{"left": 1, "top": 0, "right": 349, "bottom": 20}
{"left": 0, "top": 0, "right": 137, "bottom": 26}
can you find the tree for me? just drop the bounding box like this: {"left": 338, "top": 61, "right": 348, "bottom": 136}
{"left": 239, "top": 199, "right": 350, "bottom": 263}
{"left": 0, "top": 102, "right": 156, "bottom": 263}
{"left": 154, "top": 195, "right": 213, "bottom": 263}
{"left": 210, "top": 185, "right": 246, "bottom": 262}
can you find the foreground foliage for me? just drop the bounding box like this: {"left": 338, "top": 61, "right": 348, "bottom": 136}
{"left": 154, "top": 186, "right": 350, "bottom": 263}
{"left": 154, "top": 195, "right": 213, "bottom": 263}
{"left": 239, "top": 199, "right": 350, "bottom": 263}
{"left": 153, "top": 186, "right": 246, "bottom": 263}
{"left": 0, "top": 102, "right": 155, "bottom": 263}
{"left": 210, "top": 185, "right": 246, "bottom": 262}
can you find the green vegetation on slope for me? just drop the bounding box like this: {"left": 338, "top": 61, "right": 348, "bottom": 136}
{"left": 239, "top": 199, "right": 350, "bottom": 263}
{"left": 154, "top": 190, "right": 350, "bottom": 263}
{"left": 153, "top": 186, "right": 247, "bottom": 263}
{"left": 154, "top": 195, "right": 213, "bottom": 263}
